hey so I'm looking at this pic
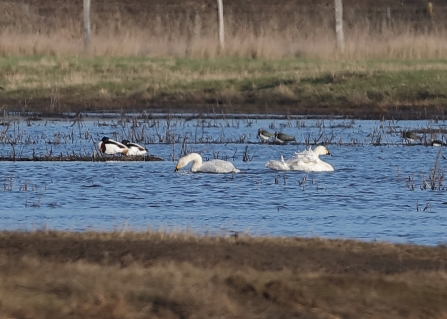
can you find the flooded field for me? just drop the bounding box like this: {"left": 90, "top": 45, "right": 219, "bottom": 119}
{"left": 1, "top": 113, "right": 447, "bottom": 245}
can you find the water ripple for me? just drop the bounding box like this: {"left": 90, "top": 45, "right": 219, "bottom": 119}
{"left": 1, "top": 118, "right": 447, "bottom": 245}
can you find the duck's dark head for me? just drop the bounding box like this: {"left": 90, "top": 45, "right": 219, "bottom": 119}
{"left": 101, "top": 136, "right": 109, "bottom": 142}
{"left": 121, "top": 139, "right": 130, "bottom": 146}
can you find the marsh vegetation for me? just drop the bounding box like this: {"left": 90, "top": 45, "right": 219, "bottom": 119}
{"left": 1, "top": 231, "right": 447, "bottom": 319}
{"left": 2, "top": 1, "right": 447, "bottom": 317}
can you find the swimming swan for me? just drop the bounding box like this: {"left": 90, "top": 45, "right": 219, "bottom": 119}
{"left": 286, "top": 145, "right": 334, "bottom": 172}
{"left": 175, "top": 153, "right": 241, "bottom": 173}
{"left": 265, "top": 146, "right": 334, "bottom": 172}
{"left": 265, "top": 155, "right": 291, "bottom": 171}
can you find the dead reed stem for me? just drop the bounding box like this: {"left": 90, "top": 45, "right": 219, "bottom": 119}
{"left": 429, "top": 148, "right": 444, "bottom": 190}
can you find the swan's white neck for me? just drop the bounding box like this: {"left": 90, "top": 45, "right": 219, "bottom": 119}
{"left": 184, "top": 153, "right": 203, "bottom": 172}
{"left": 313, "top": 146, "right": 328, "bottom": 156}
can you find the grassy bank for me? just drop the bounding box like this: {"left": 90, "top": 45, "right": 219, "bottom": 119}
{"left": 0, "top": 231, "right": 447, "bottom": 318}
{"left": 1, "top": 56, "right": 447, "bottom": 119}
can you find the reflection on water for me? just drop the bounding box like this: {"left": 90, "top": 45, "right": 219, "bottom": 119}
{"left": 1, "top": 116, "right": 447, "bottom": 246}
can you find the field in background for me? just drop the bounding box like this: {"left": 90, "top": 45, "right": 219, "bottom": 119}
{"left": 1, "top": 56, "right": 447, "bottom": 119}
{"left": 1, "top": 230, "right": 447, "bottom": 318}
{"left": 1, "top": 0, "right": 446, "bottom": 59}
{"left": 1, "top": 0, "right": 447, "bottom": 118}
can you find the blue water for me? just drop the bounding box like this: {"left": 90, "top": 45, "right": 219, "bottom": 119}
{"left": 1, "top": 115, "right": 447, "bottom": 245}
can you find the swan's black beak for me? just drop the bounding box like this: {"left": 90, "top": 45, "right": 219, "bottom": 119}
{"left": 327, "top": 151, "right": 332, "bottom": 156}
{"left": 174, "top": 167, "right": 179, "bottom": 172}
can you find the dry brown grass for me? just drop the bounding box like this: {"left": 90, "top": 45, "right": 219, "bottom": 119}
{"left": 1, "top": 1, "right": 446, "bottom": 59}
{"left": 2, "top": 1, "right": 447, "bottom": 118}
{"left": 1, "top": 231, "right": 447, "bottom": 318}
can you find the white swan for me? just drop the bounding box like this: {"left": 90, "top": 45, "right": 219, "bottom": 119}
{"left": 175, "top": 153, "right": 241, "bottom": 174}
{"left": 265, "top": 146, "right": 334, "bottom": 172}
{"left": 286, "top": 145, "right": 334, "bottom": 172}
{"left": 265, "top": 155, "right": 290, "bottom": 171}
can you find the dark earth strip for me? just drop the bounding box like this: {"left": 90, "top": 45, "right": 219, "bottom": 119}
{"left": 3, "top": 98, "right": 447, "bottom": 121}
{"left": 1, "top": 231, "right": 446, "bottom": 275}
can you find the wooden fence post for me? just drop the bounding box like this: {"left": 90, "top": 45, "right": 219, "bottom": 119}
{"left": 83, "top": 0, "right": 91, "bottom": 50}
{"left": 334, "top": 0, "right": 344, "bottom": 53}
{"left": 217, "top": 0, "right": 224, "bottom": 49}
{"left": 23, "top": 3, "right": 30, "bottom": 16}
{"left": 386, "top": 7, "right": 391, "bottom": 28}
{"left": 427, "top": 2, "right": 433, "bottom": 18}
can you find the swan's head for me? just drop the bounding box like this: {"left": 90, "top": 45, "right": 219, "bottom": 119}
{"left": 314, "top": 145, "right": 331, "bottom": 156}
{"left": 174, "top": 159, "right": 185, "bottom": 172}
{"left": 175, "top": 153, "right": 201, "bottom": 172}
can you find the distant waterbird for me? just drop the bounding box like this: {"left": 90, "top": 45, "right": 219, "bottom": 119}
{"left": 402, "top": 131, "right": 421, "bottom": 142}
{"left": 430, "top": 139, "right": 445, "bottom": 147}
{"left": 121, "top": 140, "right": 148, "bottom": 156}
{"left": 257, "top": 129, "right": 273, "bottom": 142}
{"left": 274, "top": 131, "right": 296, "bottom": 144}
{"left": 98, "top": 137, "right": 128, "bottom": 155}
